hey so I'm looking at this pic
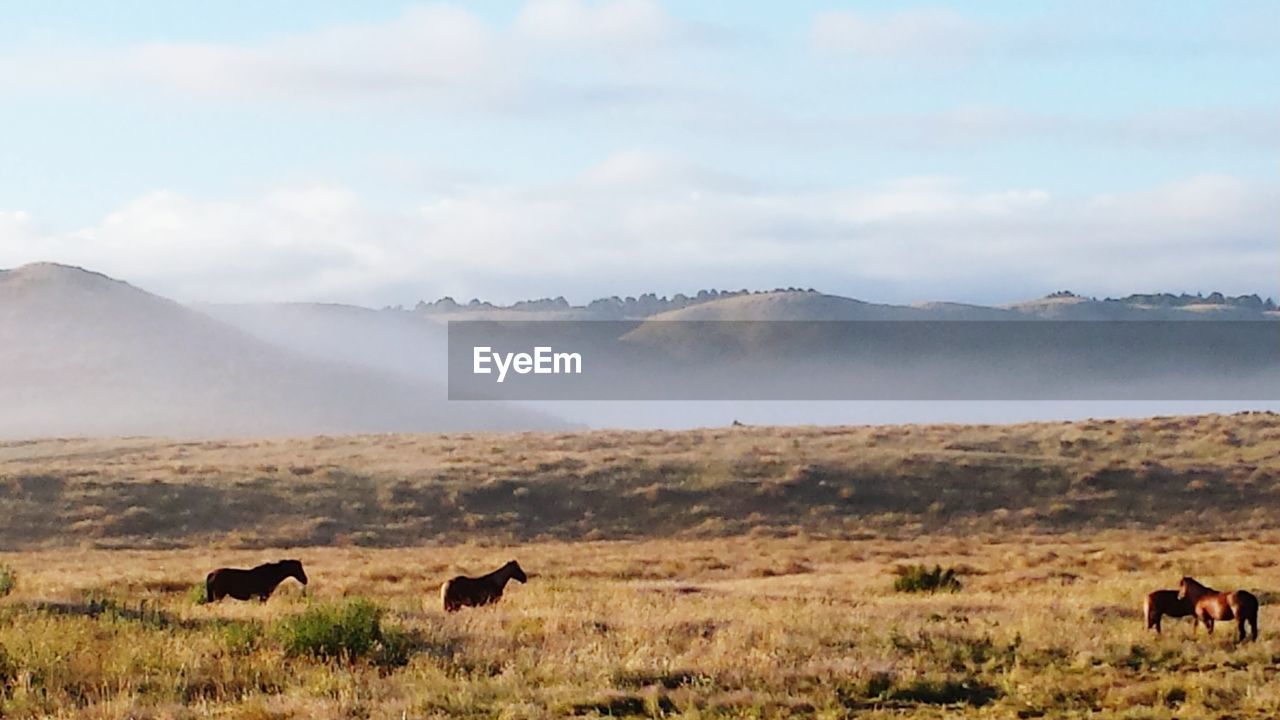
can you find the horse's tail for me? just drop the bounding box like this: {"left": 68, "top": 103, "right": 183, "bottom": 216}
{"left": 1239, "top": 590, "right": 1260, "bottom": 641}
{"left": 1143, "top": 593, "right": 1156, "bottom": 629}
{"left": 440, "top": 578, "right": 456, "bottom": 612}
{"left": 205, "top": 571, "right": 217, "bottom": 603}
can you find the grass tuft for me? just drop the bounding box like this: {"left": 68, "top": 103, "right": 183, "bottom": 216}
{"left": 894, "top": 564, "right": 963, "bottom": 593}
{"left": 0, "top": 565, "right": 15, "bottom": 598}
{"left": 187, "top": 583, "right": 209, "bottom": 605}
{"left": 272, "top": 598, "right": 385, "bottom": 660}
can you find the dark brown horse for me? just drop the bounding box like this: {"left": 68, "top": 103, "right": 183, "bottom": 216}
{"left": 1144, "top": 589, "right": 1195, "bottom": 633}
{"left": 441, "top": 560, "right": 527, "bottom": 612}
{"left": 206, "top": 559, "right": 308, "bottom": 602}
{"left": 1178, "top": 576, "right": 1259, "bottom": 642}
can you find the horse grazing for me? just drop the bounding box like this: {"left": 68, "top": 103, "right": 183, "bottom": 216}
{"left": 1178, "top": 576, "right": 1259, "bottom": 642}
{"left": 441, "top": 560, "right": 527, "bottom": 612}
{"left": 206, "top": 559, "right": 308, "bottom": 602}
{"left": 1144, "top": 589, "right": 1195, "bottom": 633}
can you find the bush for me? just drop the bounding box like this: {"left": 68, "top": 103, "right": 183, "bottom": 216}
{"left": 894, "top": 564, "right": 962, "bottom": 594}
{"left": 188, "top": 583, "right": 209, "bottom": 605}
{"left": 0, "top": 565, "right": 15, "bottom": 598}
{"left": 273, "top": 598, "right": 385, "bottom": 660}
{"left": 0, "top": 644, "right": 12, "bottom": 687}
{"left": 218, "top": 620, "right": 264, "bottom": 655}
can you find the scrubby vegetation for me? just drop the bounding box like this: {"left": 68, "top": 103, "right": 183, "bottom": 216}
{"left": 1, "top": 412, "right": 1279, "bottom": 549}
{"left": 0, "top": 534, "right": 1279, "bottom": 717}
{"left": 894, "top": 564, "right": 963, "bottom": 593}
{"left": 0, "top": 565, "right": 14, "bottom": 597}
{"left": 273, "top": 598, "right": 386, "bottom": 660}
{"left": 0, "top": 413, "right": 1278, "bottom": 717}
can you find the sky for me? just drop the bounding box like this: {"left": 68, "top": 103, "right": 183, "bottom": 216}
{"left": 0, "top": 0, "right": 1276, "bottom": 306}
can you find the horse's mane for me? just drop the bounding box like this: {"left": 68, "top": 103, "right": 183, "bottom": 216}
{"left": 1182, "top": 576, "right": 1212, "bottom": 591}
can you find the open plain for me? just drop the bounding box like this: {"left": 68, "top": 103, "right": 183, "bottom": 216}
{"left": 2, "top": 413, "right": 1280, "bottom": 718}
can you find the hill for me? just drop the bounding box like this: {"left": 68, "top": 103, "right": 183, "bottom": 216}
{"left": 411, "top": 288, "right": 1279, "bottom": 322}
{"left": 0, "top": 263, "right": 560, "bottom": 438}
{"left": 196, "top": 302, "right": 449, "bottom": 382}
{"left": 1, "top": 412, "right": 1276, "bottom": 550}
{"left": 637, "top": 291, "right": 922, "bottom": 322}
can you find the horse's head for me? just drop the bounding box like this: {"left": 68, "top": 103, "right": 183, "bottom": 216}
{"left": 1178, "top": 576, "right": 1198, "bottom": 600}
{"left": 506, "top": 560, "right": 527, "bottom": 583}
{"left": 281, "top": 559, "right": 308, "bottom": 585}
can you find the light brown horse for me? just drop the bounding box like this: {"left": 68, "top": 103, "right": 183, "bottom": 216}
{"left": 1144, "top": 589, "right": 1195, "bottom": 634}
{"left": 1178, "top": 576, "right": 1259, "bottom": 642}
{"left": 441, "top": 560, "right": 527, "bottom": 612}
{"left": 206, "top": 559, "right": 308, "bottom": 602}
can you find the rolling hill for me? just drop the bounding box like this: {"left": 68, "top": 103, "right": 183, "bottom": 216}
{"left": 0, "top": 412, "right": 1276, "bottom": 549}
{"left": 0, "top": 263, "right": 560, "bottom": 438}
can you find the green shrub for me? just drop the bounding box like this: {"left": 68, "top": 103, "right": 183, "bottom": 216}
{"left": 273, "top": 598, "right": 385, "bottom": 660}
{"left": 0, "top": 565, "right": 16, "bottom": 598}
{"left": 218, "top": 620, "right": 264, "bottom": 655}
{"left": 188, "top": 583, "right": 209, "bottom": 605}
{"left": 894, "top": 564, "right": 962, "bottom": 594}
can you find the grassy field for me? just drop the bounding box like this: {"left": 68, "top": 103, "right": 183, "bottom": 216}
{"left": 2, "top": 413, "right": 1280, "bottom": 718}
{"left": 2, "top": 412, "right": 1279, "bottom": 550}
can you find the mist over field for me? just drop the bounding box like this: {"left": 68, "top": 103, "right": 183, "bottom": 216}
{"left": 0, "top": 262, "right": 1275, "bottom": 439}
{"left": 0, "top": 263, "right": 558, "bottom": 438}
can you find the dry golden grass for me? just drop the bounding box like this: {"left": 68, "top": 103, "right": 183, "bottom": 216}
{"left": 2, "top": 412, "right": 1280, "bottom": 717}
{"left": 3, "top": 534, "right": 1280, "bottom": 718}
{"left": 2, "top": 412, "right": 1279, "bottom": 549}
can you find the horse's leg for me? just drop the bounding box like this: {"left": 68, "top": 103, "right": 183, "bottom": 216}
{"left": 1204, "top": 616, "right": 1214, "bottom": 635}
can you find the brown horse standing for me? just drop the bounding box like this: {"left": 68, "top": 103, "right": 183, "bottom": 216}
{"left": 1144, "top": 589, "right": 1195, "bottom": 633}
{"left": 1178, "top": 576, "right": 1259, "bottom": 642}
{"left": 206, "top": 559, "right": 308, "bottom": 602}
{"left": 441, "top": 560, "right": 527, "bottom": 612}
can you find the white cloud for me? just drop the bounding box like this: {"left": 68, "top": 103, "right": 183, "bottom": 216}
{"left": 800, "top": 105, "right": 1280, "bottom": 151}
{"left": 1, "top": 156, "right": 1273, "bottom": 305}
{"left": 1, "top": 1, "right": 689, "bottom": 108}
{"left": 809, "top": 5, "right": 1280, "bottom": 63}
{"left": 516, "top": 0, "right": 674, "bottom": 50}
{"left": 122, "top": 5, "right": 504, "bottom": 100}
{"left": 811, "top": 9, "right": 982, "bottom": 60}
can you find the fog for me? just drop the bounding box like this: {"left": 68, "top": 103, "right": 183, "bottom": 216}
{"left": 2, "top": 262, "right": 1275, "bottom": 440}
{"left": 0, "top": 263, "right": 557, "bottom": 439}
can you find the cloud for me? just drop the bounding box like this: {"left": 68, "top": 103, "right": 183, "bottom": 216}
{"left": 516, "top": 0, "right": 674, "bottom": 51}
{"left": 1, "top": 155, "right": 1273, "bottom": 305}
{"left": 811, "top": 9, "right": 982, "bottom": 60}
{"left": 810, "top": 5, "right": 1280, "bottom": 63}
{"left": 1, "top": 1, "right": 690, "bottom": 108}
{"left": 820, "top": 105, "right": 1280, "bottom": 151}
{"left": 121, "top": 5, "right": 505, "bottom": 100}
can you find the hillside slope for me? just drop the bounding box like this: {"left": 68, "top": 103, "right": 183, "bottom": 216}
{"left": 197, "top": 301, "right": 449, "bottom": 381}
{"left": 0, "top": 412, "right": 1275, "bottom": 549}
{"left": 0, "top": 263, "right": 559, "bottom": 438}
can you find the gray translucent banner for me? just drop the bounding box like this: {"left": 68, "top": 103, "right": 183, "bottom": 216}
{"left": 448, "top": 320, "right": 1280, "bottom": 401}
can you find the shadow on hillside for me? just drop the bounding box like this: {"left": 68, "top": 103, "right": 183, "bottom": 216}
{"left": 21, "top": 598, "right": 208, "bottom": 630}
{"left": 2, "top": 414, "right": 1279, "bottom": 549}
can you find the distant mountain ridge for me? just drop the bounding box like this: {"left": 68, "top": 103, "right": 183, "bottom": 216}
{"left": 410, "top": 288, "right": 1277, "bottom": 321}
{"left": 0, "top": 263, "right": 561, "bottom": 439}
{"left": 1, "top": 261, "right": 1275, "bottom": 439}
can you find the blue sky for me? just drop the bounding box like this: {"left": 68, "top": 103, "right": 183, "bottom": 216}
{"left": 1, "top": 1, "right": 1276, "bottom": 305}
